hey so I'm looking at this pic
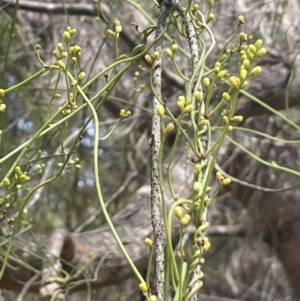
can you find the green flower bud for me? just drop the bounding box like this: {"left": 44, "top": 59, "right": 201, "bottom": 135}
{"left": 174, "top": 206, "right": 183, "bottom": 219}
{"left": 115, "top": 20, "right": 122, "bottom": 33}
{"left": 248, "top": 44, "right": 256, "bottom": 54}
{"left": 231, "top": 115, "right": 244, "bottom": 122}
{"left": 229, "top": 76, "right": 240, "bottom": 89}
{"left": 73, "top": 45, "right": 81, "bottom": 54}
{"left": 52, "top": 50, "right": 60, "bottom": 59}
{"left": 246, "top": 49, "right": 255, "bottom": 60}
{"left": 254, "top": 39, "right": 263, "bottom": 48}
{"left": 198, "top": 119, "right": 209, "bottom": 126}
{"left": 165, "top": 48, "right": 173, "bottom": 58}
{"left": 65, "top": 108, "right": 72, "bottom": 115}
{"left": 183, "top": 104, "right": 193, "bottom": 114}
{"left": 239, "top": 32, "right": 247, "bottom": 43}
{"left": 207, "top": 13, "right": 215, "bottom": 21}
{"left": 15, "top": 166, "right": 22, "bottom": 175}
{"left": 144, "top": 54, "right": 152, "bottom": 64}
{"left": 214, "top": 66, "right": 220, "bottom": 74}
{"left": 195, "top": 164, "right": 202, "bottom": 173}
{"left": 226, "top": 125, "right": 233, "bottom": 132}
{"left": 180, "top": 214, "right": 191, "bottom": 227}
{"left": 3, "top": 178, "right": 10, "bottom": 187}
{"left": 199, "top": 258, "right": 205, "bottom": 264}
{"left": 177, "top": 101, "right": 184, "bottom": 112}
{"left": 149, "top": 295, "right": 158, "bottom": 301}
{"left": 202, "top": 241, "right": 211, "bottom": 253}
{"left": 195, "top": 91, "right": 203, "bottom": 102}
{"left": 193, "top": 182, "right": 201, "bottom": 193}
{"left": 57, "top": 42, "right": 64, "bottom": 51}
{"left": 19, "top": 174, "right": 27, "bottom": 181}
{"left": 216, "top": 171, "right": 223, "bottom": 180}
{"left": 118, "top": 54, "right": 127, "bottom": 60}
{"left": 217, "top": 70, "right": 227, "bottom": 79}
{"left": 192, "top": 4, "right": 199, "bottom": 12}
{"left": 237, "top": 15, "right": 245, "bottom": 24}
{"left": 223, "top": 116, "right": 230, "bottom": 124}
{"left": 70, "top": 28, "right": 77, "bottom": 36}
{"left": 0, "top": 103, "right": 6, "bottom": 112}
{"left": 124, "top": 110, "right": 131, "bottom": 117}
{"left": 61, "top": 52, "right": 68, "bottom": 58}
{"left": 171, "top": 43, "right": 178, "bottom": 53}
{"left": 139, "top": 282, "right": 148, "bottom": 293}
{"left": 119, "top": 109, "right": 126, "bottom": 118}
{"left": 144, "top": 238, "right": 153, "bottom": 247}
{"left": 63, "top": 31, "right": 71, "bottom": 42}
{"left": 203, "top": 77, "right": 210, "bottom": 88}
{"left": 56, "top": 60, "right": 66, "bottom": 70}
{"left": 164, "top": 122, "right": 175, "bottom": 135}
{"left": 78, "top": 72, "right": 86, "bottom": 81}
{"left": 107, "top": 29, "right": 116, "bottom": 37}
{"left": 241, "top": 80, "right": 248, "bottom": 88}
{"left": 239, "top": 69, "right": 248, "bottom": 82}
{"left": 222, "top": 177, "right": 232, "bottom": 185}
{"left": 243, "top": 59, "right": 251, "bottom": 70}
{"left": 178, "top": 95, "right": 186, "bottom": 105}
{"left": 249, "top": 66, "right": 262, "bottom": 76}
{"left": 222, "top": 92, "right": 231, "bottom": 101}
{"left": 156, "top": 104, "right": 165, "bottom": 117}
{"left": 66, "top": 26, "right": 72, "bottom": 33}
{"left": 152, "top": 51, "right": 159, "bottom": 60}
{"left": 256, "top": 48, "right": 267, "bottom": 58}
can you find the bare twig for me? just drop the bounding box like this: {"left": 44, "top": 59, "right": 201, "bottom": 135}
{"left": 150, "top": 1, "right": 173, "bottom": 299}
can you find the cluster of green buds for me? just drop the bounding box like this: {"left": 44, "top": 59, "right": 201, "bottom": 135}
{"left": 53, "top": 26, "right": 78, "bottom": 69}
{"left": 34, "top": 163, "right": 45, "bottom": 174}
{"left": 214, "top": 62, "right": 228, "bottom": 80}
{"left": 57, "top": 157, "right": 81, "bottom": 169}
{"left": 132, "top": 65, "right": 146, "bottom": 92}
{"left": 0, "top": 89, "right": 6, "bottom": 113}
{"left": 0, "top": 196, "right": 10, "bottom": 208}
{"left": 229, "top": 37, "right": 266, "bottom": 90}
{"left": 216, "top": 171, "right": 231, "bottom": 186}
{"left": 165, "top": 42, "right": 178, "bottom": 59}
{"left": 119, "top": 109, "right": 131, "bottom": 120}
{"left": 174, "top": 206, "right": 191, "bottom": 227}
{"left": 63, "top": 26, "right": 77, "bottom": 42}
{"left": 107, "top": 20, "right": 122, "bottom": 38}
{"left": 197, "top": 235, "right": 211, "bottom": 255}
{"left": 144, "top": 49, "right": 161, "bottom": 65}
{"left": 59, "top": 92, "right": 78, "bottom": 116}
{"left": 69, "top": 45, "right": 82, "bottom": 64}
{"left": 14, "top": 166, "right": 30, "bottom": 181}
{"left": 177, "top": 95, "right": 193, "bottom": 114}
